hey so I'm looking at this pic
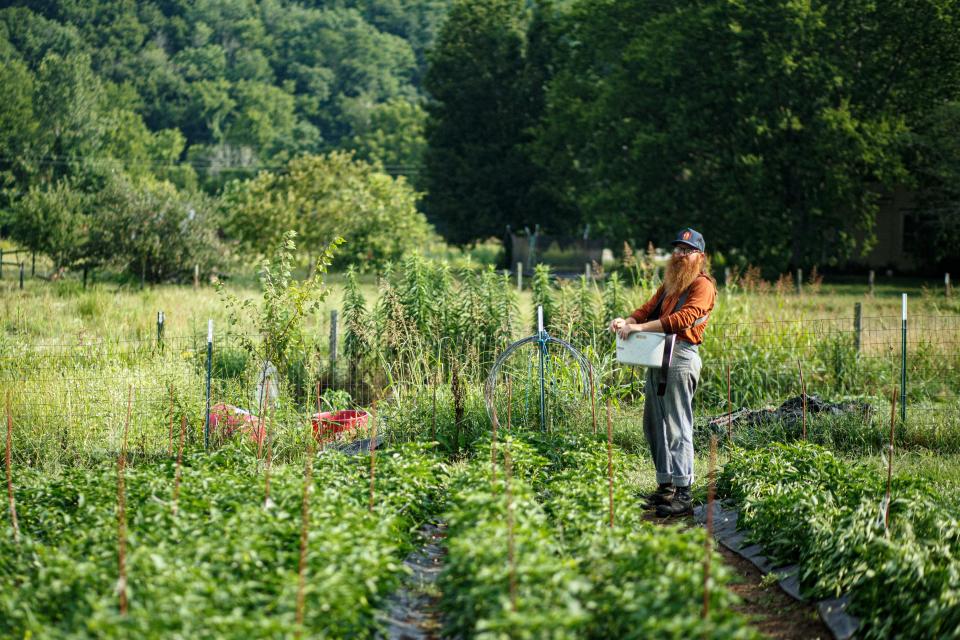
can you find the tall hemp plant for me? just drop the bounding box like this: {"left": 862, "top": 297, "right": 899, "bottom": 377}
{"left": 218, "top": 231, "right": 343, "bottom": 403}
{"left": 531, "top": 263, "right": 555, "bottom": 332}
{"left": 342, "top": 266, "right": 371, "bottom": 379}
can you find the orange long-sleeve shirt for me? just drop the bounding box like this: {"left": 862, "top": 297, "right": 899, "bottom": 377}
{"left": 628, "top": 273, "right": 717, "bottom": 345}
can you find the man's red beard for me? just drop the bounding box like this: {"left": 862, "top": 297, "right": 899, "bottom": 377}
{"left": 664, "top": 253, "right": 703, "bottom": 296}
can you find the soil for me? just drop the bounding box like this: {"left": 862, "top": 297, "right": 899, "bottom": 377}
{"left": 643, "top": 509, "right": 833, "bottom": 640}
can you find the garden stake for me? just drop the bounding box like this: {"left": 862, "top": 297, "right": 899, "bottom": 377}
{"left": 172, "top": 416, "right": 186, "bottom": 516}
{"left": 703, "top": 435, "right": 717, "bottom": 620}
{"left": 798, "top": 360, "right": 807, "bottom": 440}
{"left": 506, "top": 377, "right": 512, "bottom": 432}
{"left": 168, "top": 383, "right": 174, "bottom": 456}
{"left": 589, "top": 365, "right": 597, "bottom": 436}
{"left": 295, "top": 416, "right": 315, "bottom": 639}
{"left": 5, "top": 391, "right": 20, "bottom": 544}
{"left": 117, "top": 386, "right": 132, "bottom": 616}
{"left": 491, "top": 406, "right": 499, "bottom": 485}
{"left": 504, "top": 447, "right": 518, "bottom": 613}
{"left": 432, "top": 368, "right": 438, "bottom": 442}
{"left": 606, "top": 398, "right": 614, "bottom": 528}
{"left": 316, "top": 382, "right": 325, "bottom": 452}
{"left": 726, "top": 363, "right": 732, "bottom": 442}
{"left": 885, "top": 386, "right": 897, "bottom": 533}
{"left": 264, "top": 392, "right": 275, "bottom": 509}
{"left": 900, "top": 294, "right": 907, "bottom": 425}
{"left": 204, "top": 320, "right": 212, "bottom": 450}
{"left": 452, "top": 359, "right": 463, "bottom": 455}
{"left": 369, "top": 402, "right": 378, "bottom": 513}
{"left": 256, "top": 378, "right": 271, "bottom": 460}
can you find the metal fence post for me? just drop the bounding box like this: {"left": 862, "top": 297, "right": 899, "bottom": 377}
{"left": 868, "top": 270, "right": 875, "bottom": 296}
{"left": 946, "top": 273, "right": 952, "bottom": 298}
{"left": 854, "top": 302, "right": 862, "bottom": 354}
{"left": 796, "top": 268, "right": 802, "bottom": 295}
{"left": 157, "top": 311, "right": 165, "bottom": 351}
{"left": 537, "top": 305, "right": 546, "bottom": 433}
{"left": 517, "top": 263, "right": 523, "bottom": 291}
{"left": 329, "top": 309, "right": 338, "bottom": 377}
{"left": 900, "top": 294, "right": 907, "bottom": 425}
{"left": 205, "top": 319, "right": 213, "bottom": 450}
{"left": 19, "top": 263, "right": 24, "bottom": 290}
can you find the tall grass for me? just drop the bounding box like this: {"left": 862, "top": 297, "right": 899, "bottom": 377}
{"left": 2, "top": 258, "right": 959, "bottom": 468}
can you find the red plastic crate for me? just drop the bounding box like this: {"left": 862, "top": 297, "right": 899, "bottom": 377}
{"left": 312, "top": 409, "right": 369, "bottom": 441}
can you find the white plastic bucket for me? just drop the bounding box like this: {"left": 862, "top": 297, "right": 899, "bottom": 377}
{"left": 616, "top": 332, "right": 668, "bottom": 367}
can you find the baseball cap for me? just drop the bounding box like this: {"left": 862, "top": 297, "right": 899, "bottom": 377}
{"left": 671, "top": 228, "right": 705, "bottom": 252}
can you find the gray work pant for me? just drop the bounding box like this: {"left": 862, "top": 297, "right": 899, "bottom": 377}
{"left": 643, "top": 341, "right": 701, "bottom": 488}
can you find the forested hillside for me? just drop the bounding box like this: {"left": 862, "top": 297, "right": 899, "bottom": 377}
{"left": 0, "top": 0, "right": 445, "bottom": 279}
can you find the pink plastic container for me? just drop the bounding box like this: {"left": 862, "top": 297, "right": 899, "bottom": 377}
{"left": 209, "top": 403, "right": 265, "bottom": 445}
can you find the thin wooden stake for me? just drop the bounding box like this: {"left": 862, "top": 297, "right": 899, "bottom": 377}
{"left": 506, "top": 377, "right": 512, "bottom": 432}
{"left": 589, "top": 365, "right": 598, "bottom": 436}
{"left": 431, "top": 369, "right": 438, "bottom": 442}
{"left": 702, "top": 435, "right": 717, "bottom": 619}
{"left": 885, "top": 386, "right": 897, "bottom": 532}
{"left": 117, "top": 386, "right": 133, "bottom": 616}
{"left": 263, "top": 392, "right": 275, "bottom": 509}
{"left": 369, "top": 402, "right": 378, "bottom": 513}
{"left": 504, "top": 447, "right": 518, "bottom": 613}
{"left": 491, "top": 406, "right": 499, "bottom": 485}
{"left": 5, "top": 391, "right": 20, "bottom": 544}
{"left": 295, "top": 412, "right": 316, "bottom": 639}
{"left": 606, "top": 398, "right": 614, "bottom": 528}
{"left": 726, "top": 363, "right": 732, "bottom": 442}
{"left": 172, "top": 416, "right": 186, "bottom": 516}
{"left": 316, "top": 382, "right": 325, "bottom": 453}
{"left": 168, "top": 383, "right": 175, "bottom": 456}
{"left": 256, "top": 378, "right": 271, "bottom": 460}
{"left": 798, "top": 360, "right": 807, "bottom": 440}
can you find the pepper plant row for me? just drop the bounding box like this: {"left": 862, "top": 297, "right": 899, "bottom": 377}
{"left": 440, "top": 433, "right": 759, "bottom": 639}
{"left": 718, "top": 442, "right": 960, "bottom": 639}
{"left": 0, "top": 442, "right": 444, "bottom": 638}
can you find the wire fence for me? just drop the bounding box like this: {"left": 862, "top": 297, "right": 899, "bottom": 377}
{"left": 2, "top": 309, "right": 958, "bottom": 465}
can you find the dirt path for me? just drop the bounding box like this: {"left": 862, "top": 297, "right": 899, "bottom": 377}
{"left": 378, "top": 522, "right": 446, "bottom": 640}
{"left": 643, "top": 510, "right": 832, "bottom": 640}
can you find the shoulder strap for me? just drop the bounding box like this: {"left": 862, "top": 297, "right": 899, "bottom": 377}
{"left": 657, "top": 281, "right": 710, "bottom": 328}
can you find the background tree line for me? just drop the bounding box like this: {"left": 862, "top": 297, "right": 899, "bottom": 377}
{"left": 423, "top": 0, "right": 960, "bottom": 274}
{"left": 3, "top": 0, "right": 959, "bottom": 279}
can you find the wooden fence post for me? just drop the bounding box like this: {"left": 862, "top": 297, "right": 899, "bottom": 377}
{"left": 854, "top": 303, "right": 862, "bottom": 354}
{"left": 5, "top": 391, "right": 20, "bottom": 544}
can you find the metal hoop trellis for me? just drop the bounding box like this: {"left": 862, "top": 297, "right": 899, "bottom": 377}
{"left": 483, "top": 306, "right": 593, "bottom": 432}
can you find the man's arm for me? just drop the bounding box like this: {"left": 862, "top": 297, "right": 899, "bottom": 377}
{"left": 628, "top": 285, "right": 664, "bottom": 323}
{"left": 612, "top": 286, "right": 664, "bottom": 337}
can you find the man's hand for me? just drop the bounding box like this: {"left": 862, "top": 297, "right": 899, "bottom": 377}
{"left": 608, "top": 317, "right": 627, "bottom": 333}
{"left": 617, "top": 322, "right": 643, "bottom": 339}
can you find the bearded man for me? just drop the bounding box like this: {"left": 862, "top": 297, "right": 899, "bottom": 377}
{"left": 608, "top": 228, "right": 716, "bottom": 517}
